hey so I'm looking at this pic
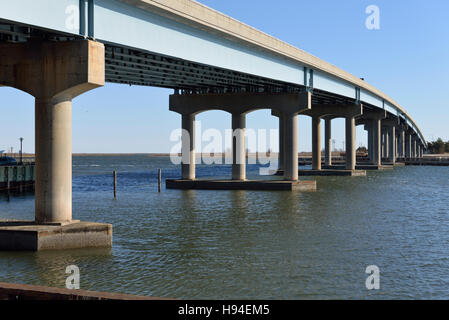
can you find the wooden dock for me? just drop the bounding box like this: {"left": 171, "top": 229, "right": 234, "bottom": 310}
{"left": 0, "top": 165, "right": 35, "bottom": 192}
{"left": 0, "top": 282, "right": 165, "bottom": 300}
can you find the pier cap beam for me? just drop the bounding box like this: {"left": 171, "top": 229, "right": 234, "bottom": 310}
{"left": 0, "top": 40, "right": 105, "bottom": 225}
{"left": 0, "top": 40, "right": 104, "bottom": 101}
{"left": 300, "top": 103, "right": 362, "bottom": 171}
{"left": 300, "top": 103, "right": 363, "bottom": 119}
{"left": 357, "top": 109, "right": 386, "bottom": 166}
{"left": 170, "top": 91, "right": 311, "bottom": 116}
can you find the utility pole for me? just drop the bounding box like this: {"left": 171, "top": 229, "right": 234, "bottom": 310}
{"left": 19, "top": 137, "right": 24, "bottom": 164}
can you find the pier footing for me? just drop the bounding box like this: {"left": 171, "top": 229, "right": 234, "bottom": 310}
{"left": 0, "top": 221, "right": 112, "bottom": 251}
{"left": 322, "top": 164, "right": 393, "bottom": 171}
{"left": 166, "top": 179, "right": 316, "bottom": 191}
{"left": 299, "top": 169, "right": 366, "bottom": 176}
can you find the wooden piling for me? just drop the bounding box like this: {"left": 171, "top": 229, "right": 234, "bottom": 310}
{"left": 158, "top": 169, "right": 162, "bottom": 192}
{"left": 113, "top": 171, "right": 117, "bottom": 199}
{"left": 6, "top": 167, "right": 10, "bottom": 190}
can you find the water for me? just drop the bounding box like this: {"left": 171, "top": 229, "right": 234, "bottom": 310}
{"left": 0, "top": 155, "right": 449, "bottom": 299}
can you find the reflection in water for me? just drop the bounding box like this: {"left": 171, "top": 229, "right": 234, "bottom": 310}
{"left": 0, "top": 156, "right": 449, "bottom": 299}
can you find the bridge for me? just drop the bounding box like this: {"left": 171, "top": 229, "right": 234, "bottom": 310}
{"left": 0, "top": 0, "right": 426, "bottom": 250}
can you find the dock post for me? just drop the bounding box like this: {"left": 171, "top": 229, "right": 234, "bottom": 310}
{"left": 6, "top": 167, "right": 10, "bottom": 201}
{"left": 6, "top": 167, "right": 10, "bottom": 190}
{"left": 158, "top": 169, "right": 162, "bottom": 192}
{"left": 113, "top": 171, "right": 117, "bottom": 199}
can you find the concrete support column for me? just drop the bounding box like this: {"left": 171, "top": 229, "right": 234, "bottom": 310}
{"left": 278, "top": 113, "right": 285, "bottom": 171}
{"left": 395, "top": 133, "right": 399, "bottom": 158}
{"left": 35, "top": 99, "right": 72, "bottom": 223}
{"left": 345, "top": 116, "right": 356, "bottom": 171}
{"left": 399, "top": 130, "right": 405, "bottom": 159}
{"left": 367, "top": 125, "right": 373, "bottom": 162}
{"left": 381, "top": 132, "right": 384, "bottom": 158}
{"left": 373, "top": 119, "right": 381, "bottom": 166}
{"left": 232, "top": 113, "right": 246, "bottom": 180}
{"left": 0, "top": 40, "right": 105, "bottom": 224}
{"left": 182, "top": 114, "right": 195, "bottom": 180}
{"left": 413, "top": 138, "right": 417, "bottom": 159}
{"left": 324, "top": 118, "right": 332, "bottom": 166}
{"left": 388, "top": 126, "right": 396, "bottom": 164}
{"left": 284, "top": 112, "right": 298, "bottom": 181}
{"left": 406, "top": 133, "right": 412, "bottom": 158}
{"left": 312, "top": 116, "right": 321, "bottom": 170}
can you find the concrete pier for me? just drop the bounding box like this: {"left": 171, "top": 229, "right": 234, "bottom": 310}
{"left": 345, "top": 116, "right": 356, "bottom": 170}
{"left": 399, "top": 126, "right": 406, "bottom": 159}
{"left": 0, "top": 40, "right": 111, "bottom": 250}
{"left": 301, "top": 103, "right": 362, "bottom": 175}
{"left": 232, "top": 113, "right": 246, "bottom": 180}
{"left": 182, "top": 113, "right": 196, "bottom": 180}
{"left": 366, "top": 124, "right": 373, "bottom": 162}
{"left": 373, "top": 117, "right": 383, "bottom": 165}
{"left": 355, "top": 109, "right": 386, "bottom": 166}
{"left": 35, "top": 99, "right": 72, "bottom": 224}
{"left": 169, "top": 91, "right": 311, "bottom": 188}
{"left": 388, "top": 125, "right": 396, "bottom": 164}
{"left": 278, "top": 113, "right": 286, "bottom": 172}
{"left": 312, "top": 116, "right": 321, "bottom": 170}
{"left": 324, "top": 117, "right": 332, "bottom": 166}
{"left": 406, "top": 131, "right": 412, "bottom": 159}
{"left": 284, "top": 112, "right": 299, "bottom": 181}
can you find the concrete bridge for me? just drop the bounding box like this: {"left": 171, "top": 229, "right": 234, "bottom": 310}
{"left": 0, "top": 0, "right": 426, "bottom": 250}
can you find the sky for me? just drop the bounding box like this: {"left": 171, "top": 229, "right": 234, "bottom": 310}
{"left": 1, "top": 0, "right": 448, "bottom": 153}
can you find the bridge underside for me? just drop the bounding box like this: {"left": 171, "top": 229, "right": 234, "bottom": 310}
{"left": 0, "top": 15, "right": 425, "bottom": 250}
{"left": 1, "top": 20, "right": 359, "bottom": 107}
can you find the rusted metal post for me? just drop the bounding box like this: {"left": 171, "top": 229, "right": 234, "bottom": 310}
{"left": 113, "top": 171, "right": 117, "bottom": 199}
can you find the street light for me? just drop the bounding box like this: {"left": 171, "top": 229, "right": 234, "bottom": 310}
{"left": 19, "top": 137, "right": 24, "bottom": 164}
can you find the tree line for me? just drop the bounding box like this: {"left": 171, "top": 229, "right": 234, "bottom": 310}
{"left": 427, "top": 138, "right": 449, "bottom": 154}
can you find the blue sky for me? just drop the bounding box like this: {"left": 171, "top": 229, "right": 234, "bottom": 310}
{"left": 1, "top": 0, "right": 448, "bottom": 153}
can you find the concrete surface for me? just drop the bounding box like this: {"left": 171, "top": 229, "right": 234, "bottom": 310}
{"left": 166, "top": 179, "right": 316, "bottom": 191}
{"left": 299, "top": 169, "right": 366, "bottom": 177}
{"left": 322, "top": 164, "right": 393, "bottom": 171}
{"left": 0, "top": 221, "right": 112, "bottom": 251}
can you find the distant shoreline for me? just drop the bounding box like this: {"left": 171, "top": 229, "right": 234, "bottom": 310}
{"left": 4, "top": 152, "right": 449, "bottom": 159}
